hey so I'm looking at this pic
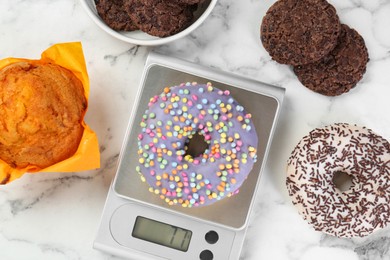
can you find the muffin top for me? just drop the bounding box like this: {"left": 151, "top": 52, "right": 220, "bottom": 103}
{"left": 0, "top": 61, "right": 87, "bottom": 169}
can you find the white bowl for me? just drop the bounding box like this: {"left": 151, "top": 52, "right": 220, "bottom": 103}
{"left": 80, "top": 0, "right": 218, "bottom": 46}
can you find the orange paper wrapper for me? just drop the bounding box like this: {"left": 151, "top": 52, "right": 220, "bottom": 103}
{"left": 0, "top": 42, "right": 100, "bottom": 184}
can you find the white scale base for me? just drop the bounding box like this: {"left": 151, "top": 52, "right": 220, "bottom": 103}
{"left": 93, "top": 52, "right": 285, "bottom": 260}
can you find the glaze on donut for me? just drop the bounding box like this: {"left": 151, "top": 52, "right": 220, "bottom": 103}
{"left": 286, "top": 123, "right": 390, "bottom": 237}
{"left": 136, "top": 82, "right": 258, "bottom": 208}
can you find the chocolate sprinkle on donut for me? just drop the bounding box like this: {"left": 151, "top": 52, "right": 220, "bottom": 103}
{"left": 286, "top": 123, "right": 390, "bottom": 238}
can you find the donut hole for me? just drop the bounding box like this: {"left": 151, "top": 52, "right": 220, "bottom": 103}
{"left": 333, "top": 171, "right": 354, "bottom": 192}
{"left": 184, "top": 132, "right": 209, "bottom": 158}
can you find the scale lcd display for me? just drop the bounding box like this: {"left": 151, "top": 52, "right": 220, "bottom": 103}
{"left": 132, "top": 216, "right": 192, "bottom": 252}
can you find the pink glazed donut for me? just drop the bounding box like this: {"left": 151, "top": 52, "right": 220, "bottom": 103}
{"left": 136, "top": 82, "right": 258, "bottom": 208}
{"left": 286, "top": 123, "right": 390, "bottom": 237}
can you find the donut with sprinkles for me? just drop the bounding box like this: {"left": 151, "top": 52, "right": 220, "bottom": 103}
{"left": 136, "top": 82, "right": 258, "bottom": 207}
{"left": 286, "top": 123, "right": 390, "bottom": 237}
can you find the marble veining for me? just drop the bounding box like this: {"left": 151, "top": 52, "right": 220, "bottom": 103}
{"left": 1, "top": 0, "right": 390, "bottom": 259}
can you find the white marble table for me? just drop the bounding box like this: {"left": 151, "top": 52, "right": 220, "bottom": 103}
{"left": 1, "top": 0, "right": 390, "bottom": 259}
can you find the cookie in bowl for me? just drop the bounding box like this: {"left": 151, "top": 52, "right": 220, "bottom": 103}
{"left": 80, "top": 0, "right": 217, "bottom": 45}
{"left": 95, "top": 0, "right": 138, "bottom": 31}
{"left": 124, "top": 0, "right": 195, "bottom": 37}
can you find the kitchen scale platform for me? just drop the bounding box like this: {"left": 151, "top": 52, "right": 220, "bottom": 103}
{"left": 94, "top": 52, "right": 285, "bottom": 260}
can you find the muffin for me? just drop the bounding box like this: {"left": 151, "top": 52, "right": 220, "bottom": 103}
{"left": 0, "top": 61, "right": 87, "bottom": 169}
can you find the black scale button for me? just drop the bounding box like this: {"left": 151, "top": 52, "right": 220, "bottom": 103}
{"left": 205, "top": 230, "right": 219, "bottom": 244}
{"left": 199, "top": 249, "right": 213, "bottom": 260}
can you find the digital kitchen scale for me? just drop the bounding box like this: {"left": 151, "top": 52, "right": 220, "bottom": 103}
{"left": 94, "top": 52, "right": 285, "bottom": 260}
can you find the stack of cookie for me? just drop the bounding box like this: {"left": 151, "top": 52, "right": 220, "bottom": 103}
{"left": 95, "top": 0, "right": 204, "bottom": 38}
{"left": 260, "top": 0, "right": 369, "bottom": 96}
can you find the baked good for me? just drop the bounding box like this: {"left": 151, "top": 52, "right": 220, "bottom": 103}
{"left": 260, "top": 0, "right": 341, "bottom": 66}
{"left": 124, "top": 0, "right": 194, "bottom": 37}
{"left": 136, "top": 82, "right": 258, "bottom": 207}
{"left": 293, "top": 24, "right": 369, "bottom": 96}
{"left": 95, "top": 0, "right": 138, "bottom": 31}
{"left": 173, "top": 0, "right": 203, "bottom": 4}
{"left": 0, "top": 61, "right": 87, "bottom": 169}
{"left": 286, "top": 123, "right": 390, "bottom": 237}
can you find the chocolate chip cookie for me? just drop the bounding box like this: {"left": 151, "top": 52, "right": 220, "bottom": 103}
{"left": 124, "top": 0, "right": 194, "bottom": 37}
{"left": 96, "top": 0, "right": 138, "bottom": 31}
{"left": 293, "top": 24, "right": 369, "bottom": 96}
{"left": 260, "top": 0, "right": 341, "bottom": 66}
{"left": 174, "top": 0, "right": 204, "bottom": 4}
